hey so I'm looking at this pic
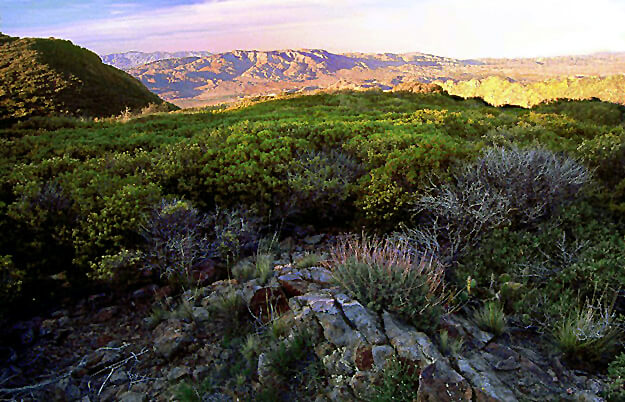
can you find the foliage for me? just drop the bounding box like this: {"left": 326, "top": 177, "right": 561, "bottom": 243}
{"left": 2, "top": 90, "right": 625, "bottom": 320}
{"left": 285, "top": 149, "right": 363, "bottom": 221}
{"left": 473, "top": 301, "right": 507, "bottom": 336}
{"left": 330, "top": 235, "right": 448, "bottom": 331}
{"left": 606, "top": 353, "right": 625, "bottom": 400}
{"left": 371, "top": 357, "right": 420, "bottom": 402}
{"left": 552, "top": 292, "right": 621, "bottom": 365}
{"left": 407, "top": 146, "right": 590, "bottom": 262}
{"left": 0, "top": 34, "right": 169, "bottom": 125}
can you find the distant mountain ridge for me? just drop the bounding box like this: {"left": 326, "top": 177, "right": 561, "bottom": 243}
{"left": 127, "top": 49, "right": 480, "bottom": 107}
{"left": 121, "top": 48, "right": 625, "bottom": 108}
{"left": 102, "top": 51, "right": 212, "bottom": 70}
{"left": 0, "top": 35, "right": 169, "bottom": 125}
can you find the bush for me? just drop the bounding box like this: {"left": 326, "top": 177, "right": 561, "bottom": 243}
{"left": 408, "top": 146, "right": 590, "bottom": 262}
{"left": 141, "top": 198, "right": 212, "bottom": 284}
{"left": 330, "top": 235, "right": 448, "bottom": 331}
{"left": 0, "top": 255, "right": 23, "bottom": 311}
{"left": 371, "top": 357, "right": 420, "bottom": 402}
{"left": 285, "top": 149, "right": 363, "bottom": 222}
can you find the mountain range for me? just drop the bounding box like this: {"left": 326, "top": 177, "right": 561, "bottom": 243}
{"left": 102, "top": 51, "right": 212, "bottom": 70}
{"left": 104, "top": 49, "right": 625, "bottom": 108}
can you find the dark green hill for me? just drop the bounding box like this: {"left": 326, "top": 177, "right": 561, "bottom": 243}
{"left": 0, "top": 34, "right": 170, "bottom": 125}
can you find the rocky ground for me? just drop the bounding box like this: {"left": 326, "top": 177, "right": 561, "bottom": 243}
{"left": 0, "top": 234, "right": 610, "bottom": 401}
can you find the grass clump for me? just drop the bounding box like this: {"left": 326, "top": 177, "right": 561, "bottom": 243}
{"left": 553, "top": 292, "right": 621, "bottom": 365}
{"left": 330, "top": 235, "right": 448, "bottom": 331}
{"left": 294, "top": 253, "right": 324, "bottom": 269}
{"left": 473, "top": 301, "right": 507, "bottom": 336}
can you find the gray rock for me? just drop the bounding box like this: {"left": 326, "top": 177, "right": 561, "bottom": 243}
{"left": 371, "top": 345, "right": 395, "bottom": 371}
{"left": 118, "top": 391, "right": 147, "bottom": 402}
{"left": 153, "top": 319, "right": 191, "bottom": 360}
{"left": 456, "top": 354, "right": 518, "bottom": 401}
{"left": 109, "top": 370, "right": 128, "bottom": 386}
{"left": 167, "top": 366, "right": 191, "bottom": 381}
{"left": 191, "top": 306, "right": 210, "bottom": 322}
{"left": 308, "top": 296, "right": 364, "bottom": 348}
{"left": 304, "top": 234, "right": 324, "bottom": 245}
{"left": 308, "top": 267, "right": 334, "bottom": 285}
{"left": 335, "top": 295, "right": 387, "bottom": 345}
{"left": 382, "top": 312, "right": 443, "bottom": 367}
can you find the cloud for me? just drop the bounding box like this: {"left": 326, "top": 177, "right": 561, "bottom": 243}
{"left": 3, "top": 0, "right": 625, "bottom": 57}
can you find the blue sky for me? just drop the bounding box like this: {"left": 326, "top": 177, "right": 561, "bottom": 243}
{"left": 2, "top": 0, "right": 625, "bottom": 58}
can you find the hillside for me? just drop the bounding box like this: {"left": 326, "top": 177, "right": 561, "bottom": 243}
{"left": 123, "top": 48, "right": 625, "bottom": 108}
{"left": 1, "top": 91, "right": 624, "bottom": 400}
{"left": 439, "top": 74, "right": 625, "bottom": 107}
{"left": 0, "top": 34, "right": 169, "bottom": 125}
{"left": 101, "top": 50, "right": 212, "bottom": 70}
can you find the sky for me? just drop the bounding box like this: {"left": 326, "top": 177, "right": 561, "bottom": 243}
{"left": 2, "top": 0, "right": 625, "bottom": 58}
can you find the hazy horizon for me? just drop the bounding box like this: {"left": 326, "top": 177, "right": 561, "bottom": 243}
{"left": 3, "top": 0, "right": 625, "bottom": 59}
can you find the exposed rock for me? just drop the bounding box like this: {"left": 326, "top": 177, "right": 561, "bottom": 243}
{"left": 93, "top": 306, "right": 119, "bottom": 323}
{"left": 382, "top": 312, "right": 443, "bottom": 367}
{"left": 335, "top": 294, "right": 386, "bottom": 345}
{"left": 118, "top": 391, "right": 147, "bottom": 402}
{"left": 304, "top": 234, "right": 324, "bottom": 245}
{"left": 167, "top": 366, "right": 191, "bottom": 381}
{"left": 278, "top": 272, "right": 309, "bottom": 296}
{"left": 371, "top": 345, "right": 395, "bottom": 371}
{"left": 109, "top": 370, "right": 129, "bottom": 386}
{"left": 191, "top": 307, "right": 210, "bottom": 323}
{"left": 152, "top": 319, "right": 191, "bottom": 360}
{"left": 457, "top": 354, "right": 518, "bottom": 401}
{"left": 417, "top": 359, "right": 473, "bottom": 402}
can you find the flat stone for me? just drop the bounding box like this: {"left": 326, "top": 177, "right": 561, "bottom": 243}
{"left": 309, "top": 297, "right": 364, "bottom": 348}
{"left": 456, "top": 355, "right": 518, "bottom": 402}
{"left": 278, "top": 272, "right": 309, "bottom": 296}
{"left": 336, "top": 295, "right": 387, "bottom": 345}
{"left": 167, "top": 366, "right": 190, "bottom": 381}
{"left": 382, "top": 312, "right": 443, "bottom": 367}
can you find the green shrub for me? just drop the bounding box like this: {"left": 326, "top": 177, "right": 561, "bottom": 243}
{"left": 371, "top": 357, "right": 420, "bottom": 402}
{"left": 330, "top": 235, "right": 448, "bottom": 331}
{"left": 285, "top": 149, "right": 363, "bottom": 222}
{"left": 0, "top": 255, "right": 23, "bottom": 311}
{"left": 607, "top": 353, "right": 625, "bottom": 400}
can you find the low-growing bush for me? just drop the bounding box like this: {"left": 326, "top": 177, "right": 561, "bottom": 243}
{"left": 141, "top": 199, "right": 212, "bottom": 284}
{"left": 330, "top": 235, "right": 448, "bottom": 331}
{"left": 285, "top": 149, "right": 363, "bottom": 222}
{"left": 371, "top": 357, "right": 420, "bottom": 402}
{"left": 408, "top": 146, "right": 590, "bottom": 262}
{"left": 607, "top": 352, "right": 625, "bottom": 400}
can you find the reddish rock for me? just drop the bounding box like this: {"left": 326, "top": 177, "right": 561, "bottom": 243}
{"left": 354, "top": 345, "right": 374, "bottom": 371}
{"left": 93, "top": 306, "right": 119, "bottom": 323}
{"left": 278, "top": 273, "right": 309, "bottom": 297}
{"left": 417, "top": 360, "right": 472, "bottom": 402}
{"left": 249, "top": 287, "right": 290, "bottom": 322}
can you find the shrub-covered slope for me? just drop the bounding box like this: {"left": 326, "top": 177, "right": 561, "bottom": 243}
{"left": 0, "top": 34, "right": 169, "bottom": 125}
{"left": 2, "top": 90, "right": 625, "bottom": 398}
